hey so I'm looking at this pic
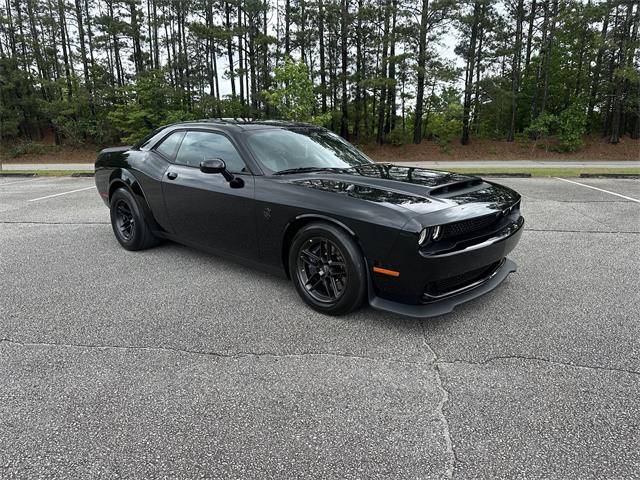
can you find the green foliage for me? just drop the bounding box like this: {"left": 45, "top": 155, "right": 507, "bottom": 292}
{"left": 107, "top": 70, "right": 193, "bottom": 144}
{"left": 263, "top": 57, "right": 329, "bottom": 125}
{"left": 1, "top": 0, "right": 638, "bottom": 152}
{"left": 425, "top": 102, "right": 463, "bottom": 151}
{"left": 523, "top": 112, "right": 557, "bottom": 151}
{"left": 2, "top": 141, "right": 47, "bottom": 158}
{"left": 0, "top": 57, "right": 35, "bottom": 139}
{"left": 556, "top": 103, "right": 587, "bottom": 152}
{"left": 387, "top": 126, "right": 410, "bottom": 146}
{"left": 522, "top": 103, "right": 587, "bottom": 153}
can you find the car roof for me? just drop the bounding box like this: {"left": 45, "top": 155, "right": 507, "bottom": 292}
{"left": 174, "top": 118, "right": 323, "bottom": 132}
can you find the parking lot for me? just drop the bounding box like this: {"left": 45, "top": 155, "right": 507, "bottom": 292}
{"left": 1, "top": 174, "right": 638, "bottom": 478}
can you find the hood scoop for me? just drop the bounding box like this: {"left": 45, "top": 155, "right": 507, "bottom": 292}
{"left": 429, "top": 178, "right": 484, "bottom": 197}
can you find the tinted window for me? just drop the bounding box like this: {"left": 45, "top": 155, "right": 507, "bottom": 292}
{"left": 245, "top": 129, "right": 372, "bottom": 173}
{"left": 174, "top": 131, "right": 246, "bottom": 173}
{"left": 155, "top": 131, "right": 185, "bottom": 159}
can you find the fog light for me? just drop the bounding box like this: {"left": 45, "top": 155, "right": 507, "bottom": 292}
{"left": 418, "top": 228, "right": 428, "bottom": 245}
{"left": 432, "top": 225, "right": 442, "bottom": 241}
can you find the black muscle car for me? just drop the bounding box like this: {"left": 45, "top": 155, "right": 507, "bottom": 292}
{"left": 95, "top": 119, "right": 524, "bottom": 318}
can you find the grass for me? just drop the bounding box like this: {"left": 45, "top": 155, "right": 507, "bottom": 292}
{"left": 444, "top": 167, "right": 640, "bottom": 177}
{"left": 1, "top": 167, "right": 638, "bottom": 178}
{"left": 0, "top": 170, "right": 94, "bottom": 176}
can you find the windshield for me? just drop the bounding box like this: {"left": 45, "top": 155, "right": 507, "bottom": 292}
{"left": 245, "top": 128, "right": 373, "bottom": 174}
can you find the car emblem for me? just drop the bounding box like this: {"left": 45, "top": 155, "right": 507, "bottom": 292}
{"left": 263, "top": 207, "right": 272, "bottom": 219}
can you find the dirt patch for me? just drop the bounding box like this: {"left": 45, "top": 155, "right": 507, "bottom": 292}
{"left": 360, "top": 136, "right": 640, "bottom": 162}
{"left": 1, "top": 145, "right": 99, "bottom": 164}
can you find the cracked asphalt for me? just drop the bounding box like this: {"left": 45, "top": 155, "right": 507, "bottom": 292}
{"left": 0, "top": 175, "right": 639, "bottom": 479}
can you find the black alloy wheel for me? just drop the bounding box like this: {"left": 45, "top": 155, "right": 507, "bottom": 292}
{"left": 114, "top": 199, "right": 135, "bottom": 241}
{"left": 297, "top": 237, "right": 348, "bottom": 303}
{"left": 109, "top": 188, "right": 160, "bottom": 251}
{"left": 289, "top": 223, "right": 367, "bottom": 315}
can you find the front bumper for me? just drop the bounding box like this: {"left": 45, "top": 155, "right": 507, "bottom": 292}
{"left": 367, "top": 216, "right": 524, "bottom": 318}
{"left": 368, "top": 257, "right": 517, "bottom": 318}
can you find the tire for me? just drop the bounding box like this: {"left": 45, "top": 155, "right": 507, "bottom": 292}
{"left": 288, "top": 222, "right": 367, "bottom": 316}
{"left": 109, "top": 188, "right": 159, "bottom": 251}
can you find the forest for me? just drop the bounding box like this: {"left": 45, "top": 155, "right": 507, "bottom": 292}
{"left": 0, "top": 0, "right": 639, "bottom": 153}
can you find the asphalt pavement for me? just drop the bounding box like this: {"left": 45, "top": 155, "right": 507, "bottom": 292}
{"left": 0, "top": 175, "right": 638, "bottom": 478}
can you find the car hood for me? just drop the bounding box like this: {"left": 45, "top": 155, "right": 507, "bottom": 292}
{"left": 283, "top": 164, "right": 521, "bottom": 226}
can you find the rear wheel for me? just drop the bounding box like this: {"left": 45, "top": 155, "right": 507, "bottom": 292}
{"left": 289, "top": 223, "right": 366, "bottom": 316}
{"left": 109, "top": 188, "right": 159, "bottom": 251}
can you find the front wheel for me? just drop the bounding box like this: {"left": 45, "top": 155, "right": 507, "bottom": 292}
{"left": 109, "top": 188, "right": 159, "bottom": 251}
{"left": 289, "top": 223, "right": 367, "bottom": 316}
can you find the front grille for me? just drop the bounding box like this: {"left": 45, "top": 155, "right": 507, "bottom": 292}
{"left": 423, "top": 260, "right": 502, "bottom": 301}
{"left": 441, "top": 214, "right": 499, "bottom": 239}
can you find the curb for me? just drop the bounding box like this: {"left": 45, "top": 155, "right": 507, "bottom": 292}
{"left": 463, "top": 172, "right": 532, "bottom": 178}
{"left": 580, "top": 173, "right": 640, "bottom": 179}
{"left": 70, "top": 172, "right": 95, "bottom": 177}
{"left": 0, "top": 173, "right": 37, "bottom": 177}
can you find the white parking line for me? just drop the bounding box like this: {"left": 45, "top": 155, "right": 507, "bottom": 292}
{"left": 27, "top": 186, "right": 95, "bottom": 202}
{"left": 0, "top": 177, "right": 41, "bottom": 187}
{"left": 554, "top": 177, "right": 640, "bottom": 203}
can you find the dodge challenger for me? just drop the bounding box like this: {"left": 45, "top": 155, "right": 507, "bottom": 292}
{"left": 95, "top": 119, "right": 524, "bottom": 318}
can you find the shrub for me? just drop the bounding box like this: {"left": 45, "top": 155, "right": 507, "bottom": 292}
{"left": 426, "top": 102, "right": 463, "bottom": 151}
{"left": 523, "top": 112, "right": 557, "bottom": 152}
{"left": 5, "top": 141, "right": 46, "bottom": 158}
{"left": 556, "top": 103, "right": 587, "bottom": 152}
{"left": 387, "top": 125, "right": 410, "bottom": 146}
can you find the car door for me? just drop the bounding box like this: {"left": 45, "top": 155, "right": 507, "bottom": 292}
{"left": 160, "top": 129, "right": 257, "bottom": 259}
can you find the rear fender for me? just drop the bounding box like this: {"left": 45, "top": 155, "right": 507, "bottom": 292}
{"left": 108, "top": 169, "right": 163, "bottom": 232}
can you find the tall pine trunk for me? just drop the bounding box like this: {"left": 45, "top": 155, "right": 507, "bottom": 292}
{"left": 461, "top": 0, "right": 482, "bottom": 145}
{"left": 413, "top": 0, "right": 429, "bottom": 144}
{"left": 508, "top": 0, "right": 525, "bottom": 141}
{"left": 318, "top": 0, "right": 327, "bottom": 113}
{"left": 340, "top": 0, "right": 349, "bottom": 139}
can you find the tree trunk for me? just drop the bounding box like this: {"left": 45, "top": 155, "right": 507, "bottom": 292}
{"left": 524, "top": 0, "right": 536, "bottom": 72}
{"left": 531, "top": 0, "right": 550, "bottom": 119}
{"left": 129, "top": 0, "right": 144, "bottom": 74}
{"left": 354, "top": 0, "right": 364, "bottom": 140}
{"left": 74, "top": 0, "right": 90, "bottom": 87}
{"left": 57, "top": 0, "right": 73, "bottom": 98}
{"left": 84, "top": 0, "right": 96, "bottom": 73}
{"left": 539, "top": 0, "right": 558, "bottom": 115}
{"left": 238, "top": 4, "right": 245, "bottom": 105}
{"left": 461, "top": 0, "right": 482, "bottom": 145}
{"left": 384, "top": 0, "right": 397, "bottom": 135}
{"left": 609, "top": 3, "right": 634, "bottom": 143}
{"left": 226, "top": 2, "right": 236, "bottom": 98}
{"left": 508, "top": 0, "right": 525, "bottom": 141}
{"left": 376, "top": 0, "right": 391, "bottom": 144}
{"left": 340, "top": 0, "right": 349, "bottom": 139}
{"left": 413, "top": 0, "right": 429, "bottom": 144}
{"left": 472, "top": 1, "right": 486, "bottom": 134}
{"left": 318, "top": 0, "right": 327, "bottom": 113}
{"left": 285, "top": 0, "right": 291, "bottom": 56}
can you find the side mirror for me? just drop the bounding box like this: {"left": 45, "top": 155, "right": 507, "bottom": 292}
{"left": 199, "top": 158, "right": 243, "bottom": 187}
{"left": 200, "top": 158, "right": 226, "bottom": 174}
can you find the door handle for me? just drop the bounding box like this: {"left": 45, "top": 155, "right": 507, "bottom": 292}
{"left": 167, "top": 171, "right": 178, "bottom": 180}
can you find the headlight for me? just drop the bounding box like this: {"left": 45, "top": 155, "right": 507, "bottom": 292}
{"left": 418, "top": 228, "right": 429, "bottom": 245}
{"left": 419, "top": 226, "right": 443, "bottom": 245}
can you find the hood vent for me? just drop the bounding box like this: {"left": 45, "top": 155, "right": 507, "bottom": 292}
{"left": 429, "top": 179, "right": 483, "bottom": 197}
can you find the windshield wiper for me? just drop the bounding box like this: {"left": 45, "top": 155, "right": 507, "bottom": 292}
{"left": 273, "top": 166, "right": 351, "bottom": 175}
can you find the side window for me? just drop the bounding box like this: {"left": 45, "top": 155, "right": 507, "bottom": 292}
{"left": 154, "top": 131, "right": 185, "bottom": 160}
{"left": 174, "top": 131, "right": 247, "bottom": 173}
